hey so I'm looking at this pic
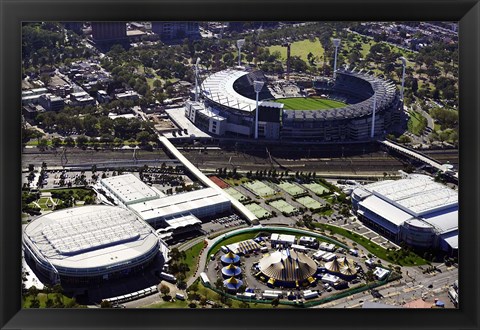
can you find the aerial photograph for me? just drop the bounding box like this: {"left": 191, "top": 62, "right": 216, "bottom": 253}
{"left": 21, "top": 21, "right": 458, "bottom": 309}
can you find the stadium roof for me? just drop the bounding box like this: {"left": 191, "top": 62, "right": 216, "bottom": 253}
{"left": 362, "top": 175, "right": 458, "bottom": 217}
{"left": 100, "top": 174, "right": 161, "bottom": 205}
{"left": 128, "top": 187, "right": 230, "bottom": 222}
{"left": 359, "top": 195, "right": 413, "bottom": 227}
{"left": 368, "top": 175, "right": 458, "bottom": 216}
{"left": 201, "top": 69, "right": 283, "bottom": 112}
{"left": 23, "top": 205, "right": 159, "bottom": 272}
{"left": 284, "top": 69, "right": 398, "bottom": 121}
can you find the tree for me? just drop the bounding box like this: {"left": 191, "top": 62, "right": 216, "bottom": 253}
{"left": 160, "top": 284, "right": 171, "bottom": 297}
{"left": 100, "top": 300, "right": 112, "bottom": 308}
{"left": 271, "top": 297, "right": 280, "bottom": 308}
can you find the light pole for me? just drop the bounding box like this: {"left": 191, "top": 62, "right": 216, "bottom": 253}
{"left": 237, "top": 39, "right": 245, "bottom": 67}
{"left": 399, "top": 57, "right": 407, "bottom": 105}
{"left": 332, "top": 38, "right": 341, "bottom": 80}
{"left": 194, "top": 57, "right": 200, "bottom": 102}
{"left": 253, "top": 80, "right": 264, "bottom": 139}
{"left": 370, "top": 90, "right": 377, "bottom": 139}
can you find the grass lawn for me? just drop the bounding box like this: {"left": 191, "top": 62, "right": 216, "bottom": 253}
{"left": 317, "top": 208, "right": 334, "bottom": 217}
{"left": 223, "top": 177, "right": 250, "bottom": 186}
{"left": 408, "top": 111, "right": 427, "bottom": 135}
{"left": 184, "top": 241, "right": 206, "bottom": 279}
{"left": 209, "top": 232, "right": 259, "bottom": 256}
{"left": 23, "top": 293, "right": 80, "bottom": 308}
{"left": 313, "top": 223, "right": 428, "bottom": 266}
{"left": 275, "top": 97, "right": 347, "bottom": 110}
{"left": 268, "top": 38, "right": 324, "bottom": 66}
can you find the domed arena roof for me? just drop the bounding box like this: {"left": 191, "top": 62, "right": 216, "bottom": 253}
{"left": 258, "top": 249, "right": 317, "bottom": 283}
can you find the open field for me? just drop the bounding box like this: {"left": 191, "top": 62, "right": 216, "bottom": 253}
{"left": 268, "top": 199, "right": 297, "bottom": 215}
{"left": 268, "top": 38, "right": 324, "bottom": 65}
{"left": 295, "top": 196, "right": 324, "bottom": 211}
{"left": 243, "top": 181, "right": 276, "bottom": 198}
{"left": 277, "top": 181, "right": 307, "bottom": 197}
{"left": 275, "top": 97, "right": 347, "bottom": 110}
{"left": 244, "top": 203, "right": 271, "bottom": 219}
{"left": 408, "top": 111, "right": 427, "bottom": 135}
{"left": 302, "top": 182, "right": 330, "bottom": 195}
{"left": 224, "top": 187, "right": 249, "bottom": 203}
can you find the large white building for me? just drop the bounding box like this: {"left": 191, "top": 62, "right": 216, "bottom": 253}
{"left": 23, "top": 205, "right": 168, "bottom": 285}
{"left": 99, "top": 174, "right": 231, "bottom": 230}
{"left": 128, "top": 187, "right": 230, "bottom": 227}
{"left": 100, "top": 174, "right": 163, "bottom": 205}
{"left": 352, "top": 174, "right": 458, "bottom": 254}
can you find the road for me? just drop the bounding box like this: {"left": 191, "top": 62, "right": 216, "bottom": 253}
{"left": 317, "top": 265, "right": 458, "bottom": 308}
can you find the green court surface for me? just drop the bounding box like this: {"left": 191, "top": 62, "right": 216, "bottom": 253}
{"left": 268, "top": 199, "right": 298, "bottom": 215}
{"left": 243, "top": 181, "right": 276, "bottom": 198}
{"left": 296, "top": 196, "right": 324, "bottom": 211}
{"left": 224, "top": 187, "right": 249, "bottom": 203}
{"left": 275, "top": 97, "right": 347, "bottom": 110}
{"left": 244, "top": 203, "right": 271, "bottom": 219}
{"left": 302, "top": 182, "right": 330, "bottom": 196}
{"left": 277, "top": 181, "right": 307, "bottom": 197}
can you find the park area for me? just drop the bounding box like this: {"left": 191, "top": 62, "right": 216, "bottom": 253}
{"left": 407, "top": 111, "right": 427, "bottom": 135}
{"left": 224, "top": 187, "right": 249, "bottom": 203}
{"left": 268, "top": 37, "right": 324, "bottom": 65}
{"left": 302, "top": 182, "right": 330, "bottom": 196}
{"left": 275, "top": 97, "right": 347, "bottom": 110}
{"left": 277, "top": 181, "right": 307, "bottom": 197}
{"left": 268, "top": 199, "right": 298, "bottom": 216}
{"left": 244, "top": 203, "right": 271, "bottom": 219}
{"left": 243, "top": 181, "right": 276, "bottom": 198}
{"left": 296, "top": 196, "right": 324, "bottom": 211}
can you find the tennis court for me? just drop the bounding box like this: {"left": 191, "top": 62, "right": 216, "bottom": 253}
{"left": 296, "top": 196, "right": 324, "bottom": 211}
{"left": 243, "top": 180, "right": 276, "bottom": 198}
{"left": 224, "top": 187, "right": 249, "bottom": 203}
{"left": 245, "top": 203, "right": 271, "bottom": 219}
{"left": 302, "top": 182, "right": 330, "bottom": 195}
{"left": 268, "top": 199, "right": 298, "bottom": 215}
{"left": 277, "top": 181, "right": 307, "bottom": 197}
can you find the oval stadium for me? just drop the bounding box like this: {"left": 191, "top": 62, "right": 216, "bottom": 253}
{"left": 23, "top": 205, "right": 163, "bottom": 285}
{"left": 185, "top": 67, "right": 402, "bottom": 142}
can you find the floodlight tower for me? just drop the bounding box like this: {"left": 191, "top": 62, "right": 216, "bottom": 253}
{"left": 237, "top": 39, "right": 245, "bottom": 67}
{"left": 194, "top": 57, "right": 201, "bottom": 102}
{"left": 253, "top": 80, "right": 264, "bottom": 139}
{"left": 399, "top": 56, "right": 407, "bottom": 105}
{"left": 370, "top": 90, "right": 377, "bottom": 139}
{"left": 332, "top": 38, "right": 341, "bottom": 80}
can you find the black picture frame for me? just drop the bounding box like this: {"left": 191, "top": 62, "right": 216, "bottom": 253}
{"left": 1, "top": 0, "right": 479, "bottom": 329}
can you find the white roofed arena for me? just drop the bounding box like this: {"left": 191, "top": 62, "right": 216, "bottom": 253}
{"left": 352, "top": 174, "right": 458, "bottom": 254}
{"left": 23, "top": 205, "right": 168, "bottom": 286}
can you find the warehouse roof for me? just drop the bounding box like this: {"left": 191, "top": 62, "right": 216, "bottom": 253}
{"left": 100, "top": 174, "right": 160, "bottom": 205}
{"left": 129, "top": 187, "right": 230, "bottom": 222}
